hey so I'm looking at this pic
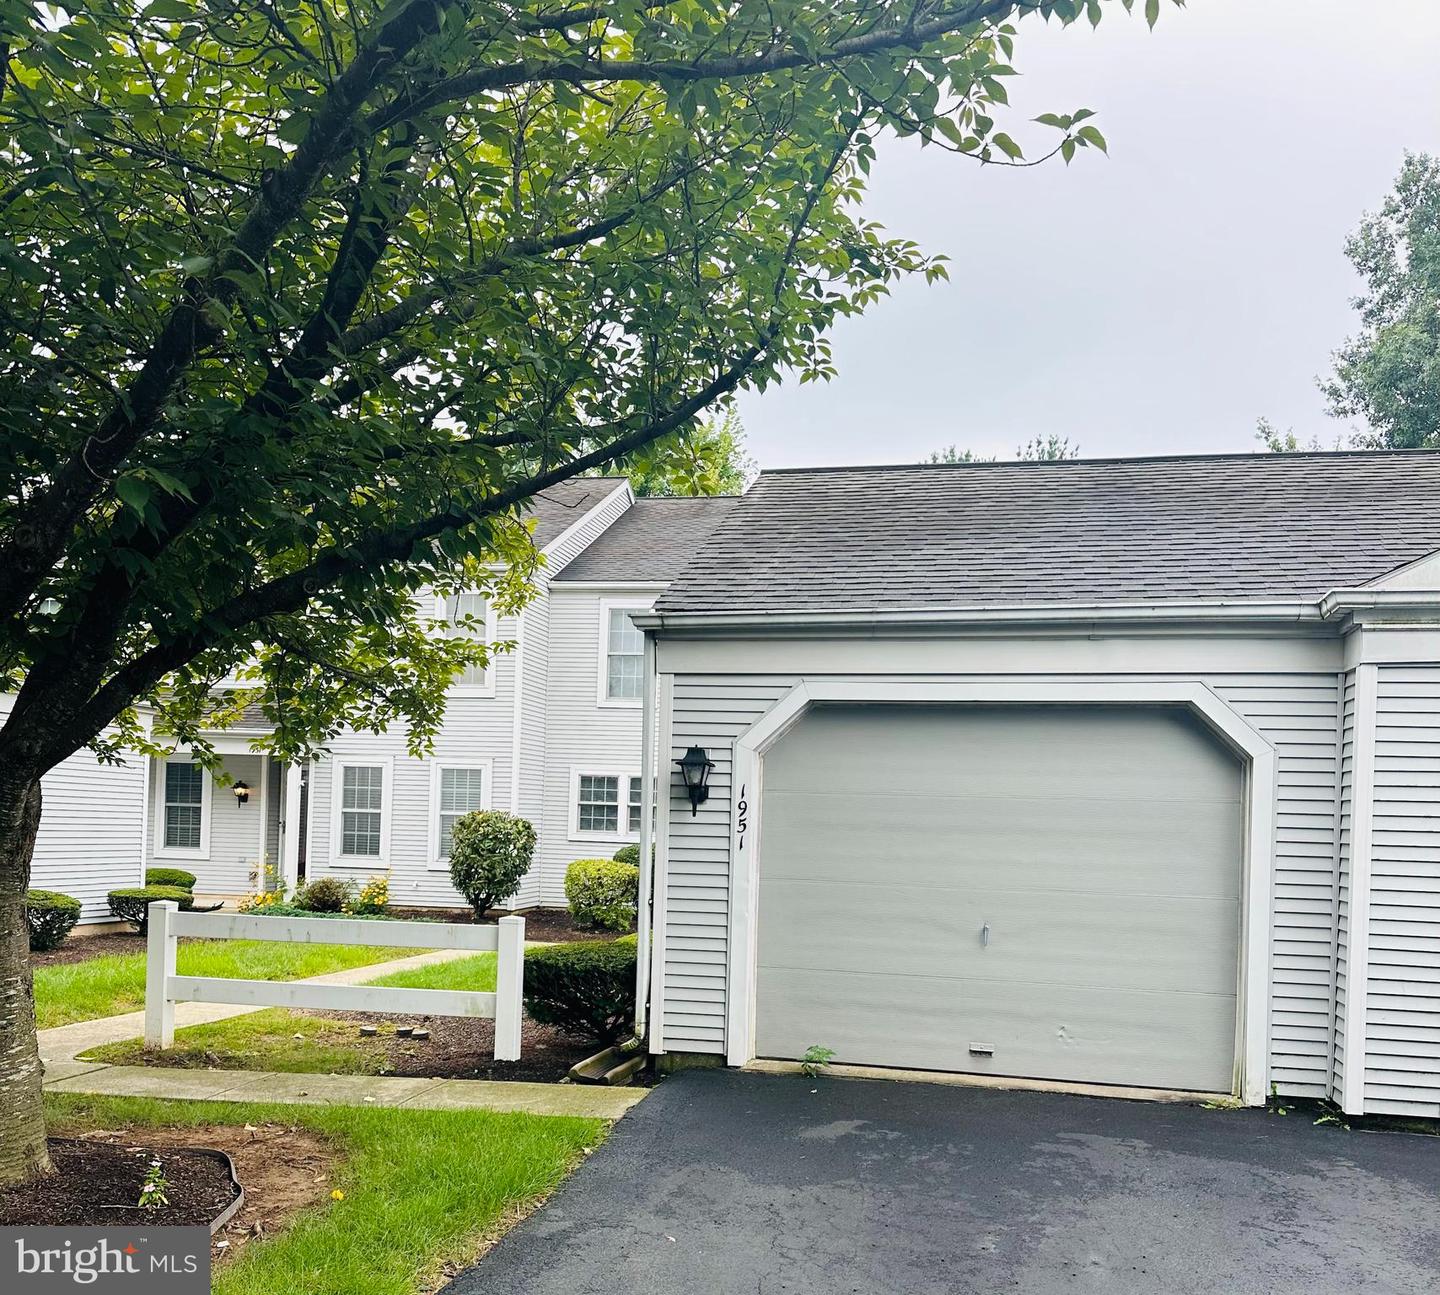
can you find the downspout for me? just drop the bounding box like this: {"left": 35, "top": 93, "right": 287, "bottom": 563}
{"left": 634, "top": 628, "right": 657, "bottom": 1040}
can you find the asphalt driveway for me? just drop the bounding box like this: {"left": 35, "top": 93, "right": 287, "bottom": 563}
{"left": 446, "top": 1070, "right": 1440, "bottom": 1295}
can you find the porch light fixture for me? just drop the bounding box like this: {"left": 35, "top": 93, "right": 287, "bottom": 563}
{"left": 232, "top": 780, "right": 251, "bottom": 805}
{"left": 675, "top": 746, "right": 714, "bottom": 816}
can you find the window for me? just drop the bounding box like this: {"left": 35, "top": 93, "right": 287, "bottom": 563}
{"left": 627, "top": 775, "right": 643, "bottom": 835}
{"left": 436, "top": 766, "right": 486, "bottom": 860}
{"left": 340, "top": 765, "right": 384, "bottom": 857}
{"left": 163, "top": 762, "right": 204, "bottom": 851}
{"left": 577, "top": 774, "right": 620, "bottom": 833}
{"left": 603, "top": 606, "right": 644, "bottom": 702}
{"left": 571, "top": 770, "right": 643, "bottom": 839}
{"left": 443, "top": 592, "right": 491, "bottom": 691}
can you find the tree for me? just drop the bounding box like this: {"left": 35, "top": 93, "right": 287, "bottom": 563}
{"left": 1253, "top": 417, "right": 1335, "bottom": 454}
{"left": 924, "top": 435, "right": 1079, "bottom": 463}
{"left": 624, "top": 410, "right": 756, "bottom": 497}
{"left": 0, "top": 0, "right": 1175, "bottom": 1185}
{"left": 1322, "top": 152, "right": 1440, "bottom": 448}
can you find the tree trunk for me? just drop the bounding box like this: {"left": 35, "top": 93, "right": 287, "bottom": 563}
{"left": 0, "top": 772, "right": 50, "bottom": 1186}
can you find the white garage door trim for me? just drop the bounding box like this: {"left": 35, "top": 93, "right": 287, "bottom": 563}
{"left": 725, "top": 679, "right": 1277, "bottom": 1105}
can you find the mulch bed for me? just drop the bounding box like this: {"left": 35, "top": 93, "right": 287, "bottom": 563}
{"left": 0, "top": 1138, "right": 239, "bottom": 1228}
{"left": 30, "top": 930, "right": 144, "bottom": 968}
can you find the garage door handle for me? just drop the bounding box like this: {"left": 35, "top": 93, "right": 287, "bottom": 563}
{"left": 980, "top": 922, "right": 990, "bottom": 948}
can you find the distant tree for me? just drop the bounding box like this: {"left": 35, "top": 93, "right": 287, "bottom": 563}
{"left": 1254, "top": 418, "right": 1332, "bottom": 454}
{"left": 924, "top": 435, "right": 1079, "bottom": 464}
{"left": 1017, "top": 434, "right": 1080, "bottom": 461}
{"left": 625, "top": 411, "right": 756, "bottom": 497}
{"left": 925, "top": 446, "right": 996, "bottom": 464}
{"left": 1321, "top": 152, "right": 1440, "bottom": 448}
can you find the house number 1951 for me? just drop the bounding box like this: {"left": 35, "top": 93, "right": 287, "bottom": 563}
{"left": 736, "top": 783, "right": 748, "bottom": 850}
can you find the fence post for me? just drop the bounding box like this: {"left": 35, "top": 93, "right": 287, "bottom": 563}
{"left": 144, "top": 900, "right": 178, "bottom": 1049}
{"left": 493, "top": 914, "right": 525, "bottom": 1061}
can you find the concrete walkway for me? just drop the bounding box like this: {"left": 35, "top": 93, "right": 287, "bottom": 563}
{"left": 43, "top": 1062, "right": 646, "bottom": 1118}
{"left": 38, "top": 947, "right": 646, "bottom": 1120}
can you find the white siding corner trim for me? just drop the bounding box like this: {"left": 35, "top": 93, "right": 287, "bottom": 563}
{"left": 718, "top": 678, "right": 1278, "bottom": 1106}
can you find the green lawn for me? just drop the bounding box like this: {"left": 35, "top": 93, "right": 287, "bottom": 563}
{"left": 82, "top": 953, "right": 499, "bottom": 1072}
{"left": 36, "top": 939, "right": 434, "bottom": 1030}
{"left": 45, "top": 1092, "right": 604, "bottom": 1295}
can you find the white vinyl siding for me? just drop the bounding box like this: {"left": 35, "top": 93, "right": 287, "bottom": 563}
{"left": 655, "top": 655, "right": 1344, "bottom": 1094}
{"left": 340, "top": 765, "right": 384, "bottom": 857}
{"left": 533, "top": 586, "right": 656, "bottom": 904}
{"left": 162, "top": 762, "right": 205, "bottom": 851}
{"left": 147, "top": 753, "right": 266, "bottom": 895}
{"left": 1364, "top": 665, "right": 1440, "bottom": 1117}
{"left": 3, "top": 694, "right": 146, "bottom": 923}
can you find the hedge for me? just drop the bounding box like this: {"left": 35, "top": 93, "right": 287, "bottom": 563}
{"left": 26, "top": 889, "right": 81, "bottom": 952}
{"left": 522, "top": 935, "right": 637, "bottom": 1044}
{"left": 294, "top": 876, "right": 352, "bottom": 913}
{"left": 611, "top": 844, "right": 640, "bottom": 867}
{"left": 107, "top": 885, "right": 194, "bottom": 933}
{"left": 564, "top": 858, "right": 638, "bottom": 932}
{"left": 145, "top": 867, "right": 197, "bottom": 890}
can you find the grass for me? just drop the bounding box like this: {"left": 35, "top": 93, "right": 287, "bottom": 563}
{"left": 45, "top": 1092, "right": 605, "bottom": 1295}
{"left": 82, "top": 953, "right": 499, "bottom": 1073}
{"left": 35, "top": 939, "right": 435, "bottom": 1030}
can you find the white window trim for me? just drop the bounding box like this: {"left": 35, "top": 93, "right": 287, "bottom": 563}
{"left": 426, "top": 759, "right": 494, "bottom": 870}
{"left": 329, "top": 756, "right": 394, "bottom": 869}
{"left": 153, "top": 756, "right": 212, "bottom": 860}
{"left": 433, "top": 590, "right": 499, "bottom": 699}
{"left": 568, "top": 766, "right": 642, "bottom": 843}
{"left": 596, "top": 597, "right": 651, "bottom": 709}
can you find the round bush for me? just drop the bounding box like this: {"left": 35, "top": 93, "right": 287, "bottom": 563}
{"left": 523, "top": 936, "right": 637, "bottom": 1043}
{"left": 107, "top": 885, "right": 194, "bottom": 933}
{"left": 294, "top": 876, "right": 353, "bottom": 913}
{"left": 448, "top": 811, "right": 536, "bottom": 920}
{"left": 611, "top": 844, "right": 641, "bottom": 867}
{"left": 26, "top": 889, "right": 81, "bottom": 952}
{"left": 145, "top": 867, "right": 197, "bottom": 890}
{"left": 565, "top": 858, "right": 639, "bottom": 932}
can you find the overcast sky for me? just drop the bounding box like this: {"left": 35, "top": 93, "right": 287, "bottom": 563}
{"left": 735, "top": 0, "right": 1440, "bottom": 469}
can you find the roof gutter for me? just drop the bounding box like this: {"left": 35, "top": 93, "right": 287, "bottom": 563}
{"left": 633, "top": 598, "right": 1326, "bottom": 634}
{"left": 1319, "top": 588, "right": 1440, "bottom": 619}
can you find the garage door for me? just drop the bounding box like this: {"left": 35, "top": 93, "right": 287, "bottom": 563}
{"left": 754, "top": 705, "right": 1244, "bottom": 1093}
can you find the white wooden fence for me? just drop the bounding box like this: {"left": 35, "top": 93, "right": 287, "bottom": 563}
{"left": 144, "top": 901, "right": 525, "bottom": 1060}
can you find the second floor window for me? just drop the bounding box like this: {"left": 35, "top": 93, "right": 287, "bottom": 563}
{"left": 445, "top": 593, "right": 489, "bottom": 690}
{"left": 605, "top": 607, "right": 643, "bottom": 701}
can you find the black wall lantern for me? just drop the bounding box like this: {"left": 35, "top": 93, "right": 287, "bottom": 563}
{"left": 232, "top": 780, "right": 251, "bottom": 806}
{"left": 675, "top": 746, "right": 714, "bottom": 816}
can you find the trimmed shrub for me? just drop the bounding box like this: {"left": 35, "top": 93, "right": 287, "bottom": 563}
{"left": 611, "top": 844, "right": 640, "bottom": 867}
{"left": 565, "top": 858, "right": 639, "bottom": 932}
{"left": 145, "top": 867, "right": 197, "bottom": 891}
{"left": 448, "top": 811, "right": 536, "bottom": 920}
{"left": 26, "top": 889, "right": 81, "bottom": 952}
{"left": 523, "top": 935, "right": 637, "bottom": 1043}
{"left": 107, "top": 885, "right": 194, "bottom": 933}
{"left": 348, "top": 875, "right": 389, "bottom": 916}
{"left": 294, "top": 876, "right": 353, "bottom": 913}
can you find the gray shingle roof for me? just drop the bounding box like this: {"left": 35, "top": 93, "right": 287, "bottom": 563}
{"left": 653, "top": 451, "right": 1440, "bottom": 616}
{"left": 554, "top": 496, "right": 739, "bottom": 583}
{"left": 522, "top": 477, "right": 630, "bottom": 549}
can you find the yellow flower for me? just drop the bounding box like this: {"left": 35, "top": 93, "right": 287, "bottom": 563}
{"left": 330, "top": 1189, "right": 344, "bottom": 1202}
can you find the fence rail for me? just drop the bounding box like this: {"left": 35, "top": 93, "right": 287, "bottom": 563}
{"left": 144, "top": 902, "right": 525, "bottom": 1060}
